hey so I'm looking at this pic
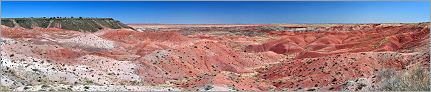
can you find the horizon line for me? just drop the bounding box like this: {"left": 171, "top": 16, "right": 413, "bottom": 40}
{"left": 2, "top": 17, "right": 428, "bottom": 24}
{"left": 126, "top": 22, "right": 430, "bottom": 25}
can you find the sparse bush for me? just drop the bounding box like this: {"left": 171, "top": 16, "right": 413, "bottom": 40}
{"left": 1, "top": 19, "right": 15, "bottom": 27}
{"left": 257, "top": 26, "right": 285, "bottom": 31}
{"left": 33, "top": 19, "right": 50, "bottom": 28}
{"left": 2, "top": 18, "right": 130, "bottom": 32}
{"left": 85, "top": 80, "right": 94, "bottom": 84}
{"left": 0, "top": 85, "right": 11, "bottom": 91}
{"left": 84, "top": 86, "right": 90, "bottom": 89}
{"left": 243, "top": 31, "right": 264, "bottom": 37}
{"left": 374, "top": 37, "right": 389, "bottom": 49}
{"left": 15, "top": 19, "right": 33, "bottom": 29}
{"left": 203, "top": 85, "right": 214, "bottom": 91}
{"left": 95, "top": 19, "right": 121, "bottom": 29}
{"left": 376, "top": 63, "right": 430, "bottom": 91}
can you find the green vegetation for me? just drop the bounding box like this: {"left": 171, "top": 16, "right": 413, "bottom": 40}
{"left": 0, "top": 85, "right": 11, "bottom": 91}
{"left": 85, "top": 80, "right": 94, "bottom": 84}
{"left": 59, "top": 19, "right": 103, "bottom": 32}
{"left": 374, "top": 37, "right": 389, "bottom": 49}
{"left": 1, "top": 19, "right": 15, "bottom": 27}
{"left": 94, "top": 19, "right": 132, "bottom": 29}
{"left": 203, "top": 85, "right": 214, "bottom": 91}
{"left": 1, "top": 18, "right": 132, "bottom": 32}
{"left": 84, "top": 86, "right": 90, "bottom": 89}
{"left": 257, "top": 26, "right": 285, "bottom": 31}
{"left": 15, "top": 18, "right": 33, "bottom": 29}
{"left": 32, "top": 19, "right": 51, "bottom": 28}
{"left": 95, "top": 19, "right": 121, "bottom": 29}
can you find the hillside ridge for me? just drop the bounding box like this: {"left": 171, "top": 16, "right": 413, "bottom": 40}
{"left": 1, "top": 18, "right": 133, "bottom": 32}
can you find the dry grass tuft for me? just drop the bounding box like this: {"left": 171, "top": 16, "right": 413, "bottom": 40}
{"left": 376, "top": 63, "right": 430, "bottom": 91}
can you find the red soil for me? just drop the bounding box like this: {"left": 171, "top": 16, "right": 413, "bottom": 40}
{"left": 101, "top": 30, "right": 188, "bottom": 44}
{"left": 246, "top": 25, "right": 429, "bottom": 59}
{"left": 1, "top": 28, "right": 41, "bottom": 38}
{"left": 1, "top": 23, "right": 429, "bottom": 91}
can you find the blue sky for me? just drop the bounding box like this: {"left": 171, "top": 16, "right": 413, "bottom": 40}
{"left": 2, "top": 1, "right": 429, "bottom": 24}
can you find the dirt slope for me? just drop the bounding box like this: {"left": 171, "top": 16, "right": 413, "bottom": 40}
{"left": 0, "top": 22, "right": 429, "bottom": 91}
{"left": 1, "top": 18, "right": 133, "bottom": 32}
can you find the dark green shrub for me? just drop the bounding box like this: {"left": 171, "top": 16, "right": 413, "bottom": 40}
{"left": 15, "top": 19, "right": 32, "bottom": 29}
{"left": 1, "top": 19, "right": 15, "bottom": 27}
{"left": 257, "top": 26, "right": 285, "bottom": 31}
{"left": 1, "top": 18, "right": 132, "bottom": 32}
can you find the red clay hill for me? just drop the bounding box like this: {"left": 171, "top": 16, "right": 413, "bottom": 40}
{"left": 1, "top": 19, "right": 429, "bottom": 91}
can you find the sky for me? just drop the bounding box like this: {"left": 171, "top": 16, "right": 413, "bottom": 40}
{"left": 2, "top": 1, "right": 430, "bottom": 24}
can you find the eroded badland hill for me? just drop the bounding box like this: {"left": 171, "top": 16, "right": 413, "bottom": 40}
{"left": 1, "top": 19, "right": 429, "bottom": 91}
